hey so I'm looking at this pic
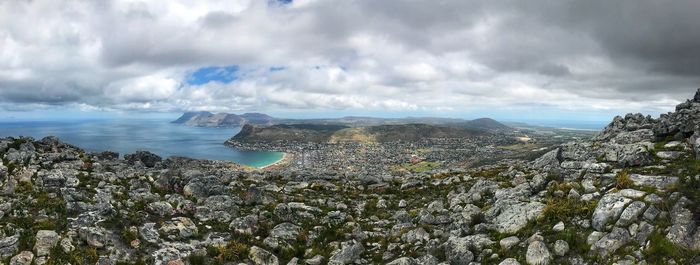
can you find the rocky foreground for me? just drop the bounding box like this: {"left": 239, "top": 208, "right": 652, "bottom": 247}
{"left": 3, "top": 91, "right": 700, "bottom": 265}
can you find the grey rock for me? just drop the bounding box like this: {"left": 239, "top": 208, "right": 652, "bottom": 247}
{"left": 618, "top": 189, "right": 646, "bottom": 199}
{"left": 533, "top": 149, "right": 561, "bottom": 170}
{"left": 643, "top": 205, "right": 660, "bottom": 221}
{"left": 9, "top": 251, "right": 34, "bottom": 265}
{"left": 595, "top": 114, "right": 655, "bottom": 142}
{"left": 264, "top": 223, "right": 302, "bottom": 249}
{"left": 499, "top": 236, "right": 520, "bottom": 250}
{"left": 146, "top": 201, "right": 175, "bottom": 217}
{"left": 183, "top": 176, "right": 226, "bottom": 199}
{"left": 568, "top": 189, "right": 581, "bottom": 200}
{"left": 249, "top": 246, "right": 279, "bottom": 265}
{"left": 553, "top": 240, "right": 569, "bottom": 256}
{"left": 552, "top": 221, "right": 565, "bottom": 232}
{"left": 628, "top": 174, "right": 679, "bottom": 190}
{"left": 445, "top": 236, "right": 475, "bottom": 265}
{"left": 306, "top": 255, "right": 324, "bottom": 265}
{"left": 636, "top": 221, "right": 655, "bottom": 244}
{"left": 526, "top": 240, "right": 551, "bottom": 265}
{"left": 616, "top": 201, "right": 646, "bottom": 227}
{"left": 499, "top": 258, "right": 521, "bottom": 265}
{"left": 666, "top": 199, "right": 695, "bottom": 248}
{"left": 490, "top": 201, "right": 545, "bottom": 233}
{"left": 195, "top": 195, "right": 240, "bottom": 223}
{"left": 592, "top": 192, "right": 631, "bottom": 231}
{"left": 591, "top": 227, "right": 631, "bottom": 257}
{"left": 617, "top": 143, "right": 654, "bottom": 167}
{"left": 587, "top": 231, "right": 605, "bottom": 246}
{"left": 139, "top": 223, "right": 160, "bottom": 244}
{"left": 159, "top": 217, "right": 198, "bottom": 240}
{"left": 328, "top": 240, "right": 364, "bottom": 265}
{"left": 656, "top": 151, "right": 683, "bottom": 160}
{"left": 78, "top": 226, "right": 106, "bottom": 248}
{"left": 33, "top": 230, "right": 59, "bottom": 257}
{"left": 230, "top": 214, "right": 260, "bottom": 235}
{"left": 401, "top": 227, "right": 430, "bottom": 244}
{"left": 60, "top": 238, "right": 74, "bottom": 253}
{"left": 124, "top": 151, "right": 162, "bottom": 167}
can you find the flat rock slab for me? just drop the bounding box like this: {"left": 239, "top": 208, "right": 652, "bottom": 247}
{"left": 492, "top": 201, "right": 545, "bottom": 234}
{"left": 629, "top": 174, "right": 678, "bottom": 190}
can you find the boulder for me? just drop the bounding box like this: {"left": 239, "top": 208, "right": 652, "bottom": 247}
{"left": 159, "top": 217, "right": 198, "bottom": 240}
{"left": 491, "top": 201, "right": 545, "bottom": 233}
{"left": 499, "top": 258, "right": 521, "bottom": 265}
{"left": 9, "top": 251, "right": 33, "bottom": 265}
{"left": 666, "top": 198, "right": 696, "bottom": 248}
{"left": 328, "top": 240, "right": 364, "bottom": 265}
{"left": 195, "top": 195, "right": 240, "bottom": 223}
{"left": 591, "top": 227, "right": 631, "bottom": 257}
{"left": 33, "top": 230, "right": 59, "bottom": 257}
{"left": 445, "top": 236, "right": 475, "bottom": 264}
{"left": 591, "top": 192, "right": 631, "bottom": 231}
{"left": 615, "top": 201, "right": 646, "bottom": 227}
{"left": 249, "top": 246, "right": 279, "bottom": 265}
{"left": 147, "top": 201, "right": 175, "bottom": 217}
{"left": 139, "top": 223, "right": 160, "bottom": 244}
{"left": 553, "top": 240, "right": 569, "bottom": 256}
{"left": 533, "top": 149, "right": 561, "bottom": 170}
{"left": 79, "top": 227, "right": 107, "bottom": 248}
{"left": 499, "top": 236, "right": 520, "bottom": 250}
{"left": 124, "top": 151, "right": 162, "bottom": 167}
{"left": 525, "top": 240, "right": 551, "bottom": 265}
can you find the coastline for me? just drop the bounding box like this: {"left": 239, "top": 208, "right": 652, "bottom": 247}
{"left": 259, "top": 152, "right": 292, "bottom": 170}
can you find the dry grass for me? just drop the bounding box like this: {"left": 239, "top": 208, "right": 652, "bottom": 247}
{"left": 615, "top": 170, "right": 633, "bottom": 189}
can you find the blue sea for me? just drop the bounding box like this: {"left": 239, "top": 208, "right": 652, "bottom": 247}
{"left": 0, "top": 119, "right": 283, "bottom": 168}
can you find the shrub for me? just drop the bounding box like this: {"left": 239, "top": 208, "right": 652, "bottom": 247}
{"left": 615, "top": 170, "right": 633, "bottom": 189}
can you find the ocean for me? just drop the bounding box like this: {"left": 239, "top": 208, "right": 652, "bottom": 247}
{"left": 0, "top": 119, "right": 283, "bottom": 168}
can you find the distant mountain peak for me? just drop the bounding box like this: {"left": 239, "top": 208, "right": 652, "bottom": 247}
{"left": 172, "top": 112, "right": 277, "bottom": 127}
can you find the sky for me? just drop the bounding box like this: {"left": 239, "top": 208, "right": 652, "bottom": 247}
{"left": 1, "top": 0, "right": 699, "bottom": 123}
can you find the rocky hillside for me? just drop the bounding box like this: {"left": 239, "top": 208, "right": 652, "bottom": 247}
{"left": 2, "top": 90, "right": 700, "bottom": 265}
{"left": 228, "top": 123, "right": 489, "bottom": 144}
{"left": 172, "top": 112, "right": 277, "bottom": 127}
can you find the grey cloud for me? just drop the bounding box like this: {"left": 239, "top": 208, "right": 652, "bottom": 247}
{"left": 0, "top": 0, "right": 699, "bottom": 116}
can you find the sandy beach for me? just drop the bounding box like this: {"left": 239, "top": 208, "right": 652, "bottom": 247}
{"left": 260, "top": 152, "right": 292, "bottom": 170}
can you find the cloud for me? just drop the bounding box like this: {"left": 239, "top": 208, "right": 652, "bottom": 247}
{"left": 0, "top": 0, "right": 698, "bottom": 119}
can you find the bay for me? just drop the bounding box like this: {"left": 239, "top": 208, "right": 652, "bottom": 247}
{"left": 0, "top": 119, "right": 283, "bottom": 168}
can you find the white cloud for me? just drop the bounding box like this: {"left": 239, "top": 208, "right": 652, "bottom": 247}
{"left": 0, "top": 0, "right": 698, "bottom": 119}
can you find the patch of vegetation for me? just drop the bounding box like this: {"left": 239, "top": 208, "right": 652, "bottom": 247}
{"left": 644, "top": 230, "right": 700, "bottom": 263}
{"left": 46, "top": 245, "right": 100, "bottom": 265}
{"left": 121, "top": 227, "right": 138, "bottom": 244}
{"left": 541, "top": 197, "right": 597, "bottom": 225}
{"left": 7, "top": 138, "right": 29, "bottom": 150}
{"left": 214, "top": 241, "right": 250, "bottom": 263}
{"left": 614, "top": 170, "right": 633, "bottom": 189}
{"left": 18, "top": 227, "right": 35, "bottom": 251}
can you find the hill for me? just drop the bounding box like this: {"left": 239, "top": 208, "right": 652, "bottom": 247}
{"left": 449, "top": 117, "right": 511, "bottom": 131}
{"left": 228, "top": 123, "right": 489, "bottom": 144}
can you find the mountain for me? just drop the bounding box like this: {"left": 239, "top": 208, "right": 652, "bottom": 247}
{"left": 171, "top": 111, "right": 212, "bottom": 124}
{"left": 174, "top": 111, "right": 513, "bottom": 132}
{"left": 172, "top": 112, "right": 277, "bottom": 127}
{"left": 450, "top": 117, "right": 511, "bottom": 131}
{"left": 227, "top": 123, "right": 489, "bottom": 144}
